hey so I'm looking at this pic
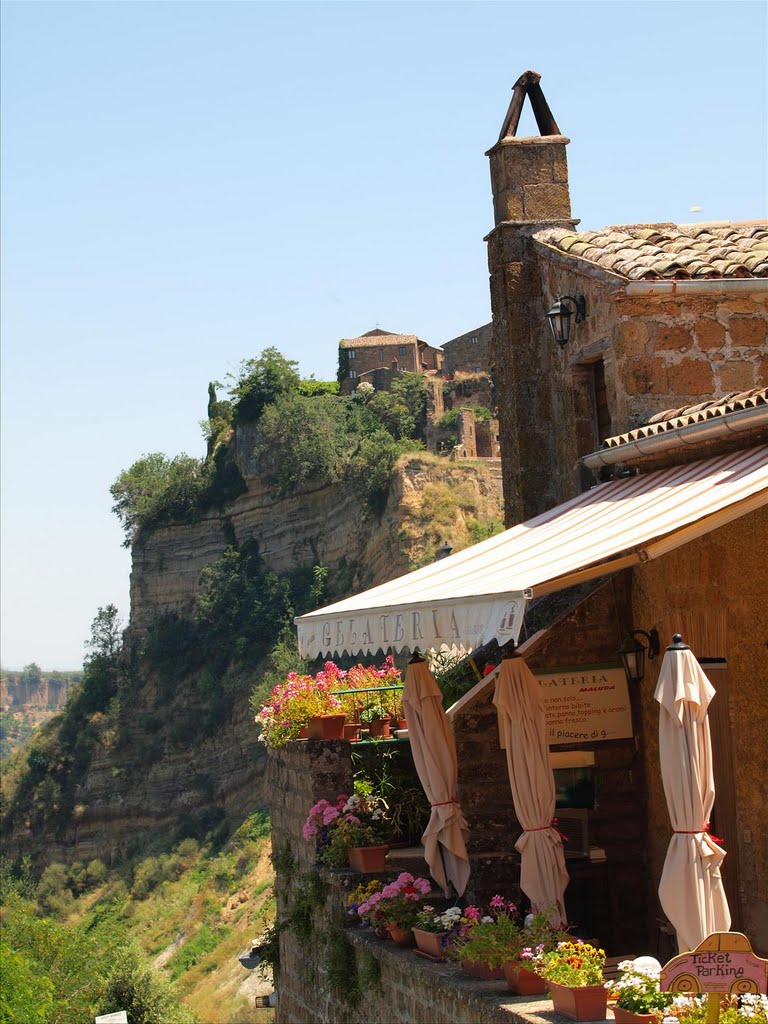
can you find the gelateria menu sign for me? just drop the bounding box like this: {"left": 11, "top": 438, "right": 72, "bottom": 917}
{"left": 535, "top": 666, "right": 633, "bottom": 744}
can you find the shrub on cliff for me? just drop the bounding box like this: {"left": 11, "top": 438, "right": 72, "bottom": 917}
{"left": 110, "top": 453, "right": 208, "bottom": 547}
{"left": 229, "top": 347, "right": 301, "bottom": 423}
{"left": 253, "top": 391, "right": 349, "bottom": 495}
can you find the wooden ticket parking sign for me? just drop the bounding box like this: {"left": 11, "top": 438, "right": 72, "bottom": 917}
{"left": 661, "top": 932, "right": 768, "bottom": 1023}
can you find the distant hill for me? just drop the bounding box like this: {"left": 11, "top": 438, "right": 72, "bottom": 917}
{"left": 0, "top": 666, "right": 81, "bottom": 759}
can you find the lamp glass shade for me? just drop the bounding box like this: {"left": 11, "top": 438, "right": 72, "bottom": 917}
{"left": 619, "top": 635, "right": 645, "bottom": 684}
{"left": 546, "top": 300, "right": 572, "bottom": 347}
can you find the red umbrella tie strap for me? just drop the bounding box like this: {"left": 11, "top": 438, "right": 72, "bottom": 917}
{"left": 526, "top": 820, "right": 569, "bottom": 843}
{"left": 431, "top": 796, "right": 458, "bottom": 807}
{"left": 674, "top": 822, "right": 724, "bottom": 844}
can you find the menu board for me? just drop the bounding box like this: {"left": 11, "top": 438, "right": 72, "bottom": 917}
{"left": 535, "top": 666, "right": 633, "bottom": 744}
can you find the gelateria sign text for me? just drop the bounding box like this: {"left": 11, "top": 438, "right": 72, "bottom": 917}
{"left": 296, "top": 596, "right": 526, "bottom": 658}
{"left": 535, "top": 667, "right": 633, "bottom": 744}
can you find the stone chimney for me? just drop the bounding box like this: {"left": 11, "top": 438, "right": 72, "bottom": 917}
{"left": 486, "top": 71, "right": 578, "bottom": 525}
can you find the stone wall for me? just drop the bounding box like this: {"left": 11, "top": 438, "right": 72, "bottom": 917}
{"left": 443, "top": 323, "right": 493, "bottom": 375}
{"left": 270, "top": 743, "right": 578, "bottom": 1024}
{"left": 345, "top": 341, "right": 419, "bottom": 379}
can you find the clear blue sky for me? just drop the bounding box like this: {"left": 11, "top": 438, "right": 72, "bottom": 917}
{"left": 2, "top": 0, "right": 766, "bottom": 669}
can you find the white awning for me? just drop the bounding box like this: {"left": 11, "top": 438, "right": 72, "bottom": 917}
{"left": 296, "top": 445, "right": 768, "bottom": 658}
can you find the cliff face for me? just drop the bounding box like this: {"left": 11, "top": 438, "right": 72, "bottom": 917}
{"left": 5, "top": 448, "right": 503, "bottom": 865}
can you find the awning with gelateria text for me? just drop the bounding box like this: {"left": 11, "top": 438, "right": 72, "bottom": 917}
{"left": 295, "top": 445, "right": 768, "bottom": 659}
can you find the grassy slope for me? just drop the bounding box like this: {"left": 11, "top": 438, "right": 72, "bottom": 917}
{"left": 74, "top": 817, "right": 276, "bottom": 1024}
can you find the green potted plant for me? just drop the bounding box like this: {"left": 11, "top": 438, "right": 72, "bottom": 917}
{"left": 503, "top": 909, "right": 566, "bottom": 996}
{"left": 412, "top": 905, "right": 462, "bottom": 960}
{"left": 608, "top": 958, "right": 673, "bottom": 1024}
{"left": 359, "top": 700, "right": 391, "bottom": 738}
{"left": 533, "top": 940, "right": 607, "bottom": 1021}
{"left": 449, "top": 898, "right": 522, "bottom": 981}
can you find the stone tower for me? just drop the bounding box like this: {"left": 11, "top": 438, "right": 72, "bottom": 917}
{"left": 486, "top": 70, "right": 578, "bottom": 525}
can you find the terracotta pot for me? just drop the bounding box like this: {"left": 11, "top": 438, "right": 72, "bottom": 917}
{"left": 347, "top": 845, "right": 389, "bottom": 873}
{"left": 613, "top": 1008, "right": 659, "bottom": 1024}
{"left": 374, "top": 925, "right": 390, "bottom": 940}
{"left": 307, "top": 714, "right": 346, "bottom": 740}
{"left": 297, "top": 727, "right": 309, "bottom": 739}
{"left": 412, "top": 928, "right": 450, "bottom": 960}
{"left": 387, "top": 924, "right": 415, "bottom": 947}
{"left": 397, "top": 718, "right": 407, "bottom": 730}
{"left": 547, "top": 981, "right": 608, "bottom": 1021}
{"left": 343, "top": 723, "right": 361, "bottom": 742}
{"left": 368, "top": 717, "right": 391, "bottom": 739}
{"left": 503, "top": 962, "right": 548, "bottom": 995}
{"left": 461, "top": 959, "right": 505, "bottom": 981}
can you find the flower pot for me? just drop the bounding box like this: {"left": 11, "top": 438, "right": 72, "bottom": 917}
{"left": 503, "top": 963, "right": 548, "bottom": 996}
{"left": 307, "top": 714, "right": 346, "bottom": 740}
{"left": 547, "top": 981, "right": 608, "bottom": 1021}
{"left": 347, "top": 845, "right": 389, "bottom": 873}
{"left": 387, "top": 924, "right": 415, "bottom": 947}
{"left": 412, "top": 928, "right": 450, "bottom": 960}
{"left": 397, "top": 718, "right": 407, "bottom": 730}
{"left": 368, "top": 717, "right": 391, "bottom": 739}
{"left": 461, "top": 959, "right": 505, "bottom": 981}
{"left": 297, "top": 727, "right": 309, "bottom": 739}
{"left": 613, "top": 1009, "right": 659, "bottom": 1024}
{"left": 343, "top": 723, "right": 361, "bottom": 742}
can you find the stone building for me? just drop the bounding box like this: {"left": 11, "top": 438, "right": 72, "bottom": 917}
{"left": 441, "top": 322, "right": 493, "bottom": 375}
{"left": 268, "top": 73, "right": 768, "bottom": 1023}
{"left": 339, "top": 327, "right": 443, "bottom": 393}
{"left": 486, "top": 70, "right": 767, "bottom": 526}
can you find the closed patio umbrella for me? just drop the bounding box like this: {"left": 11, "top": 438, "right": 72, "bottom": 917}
{"left": 493, "top": 655, "right": 568, "bottom": 923}
{"left": 655, "top": 634, "right": 731, "bottom": 952}
{"left": 402, "top": 655, "right": 470, "bottom": 896}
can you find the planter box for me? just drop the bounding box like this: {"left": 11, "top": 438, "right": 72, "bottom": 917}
{"left": 343, "top": 723, "right": 361, "bottom": 742}
{"left": 347, "top": 845, "right": 389, "bottom": 873}
{"left": 307, "top": 714, "right": 346, "bottom": 740}
{"left": 461, "top": 959, "right": 505, "bottom": 981}
{"left": 367, "top": 717, "right": 391, "bottom": 739}
{"left": 613, "top": 1009, "right": 659, "bottom": 1024}
{"left": 503, "top": 963, "right": 548, "bottom": 995}
{"left": 387, "top": 924, "right": 415, "bottom": 947}
{"left": 548, "top": 981, "right": 608, "bottom": 1021}
{"left": 412, "top": 928, "right": 450, "bottom": 960}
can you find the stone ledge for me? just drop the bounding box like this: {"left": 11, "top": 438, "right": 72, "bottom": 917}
{"left": 346, "top": 929, "right": 605, "bottom": 1024}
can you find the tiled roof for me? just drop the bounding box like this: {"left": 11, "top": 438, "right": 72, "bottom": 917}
{"left": 600, "top": 388, "right": 767, "bottom": 450}
{"left": 340, "top": 333, "right": 418, "bottom": 349}
{"left": 536, "top": 222, "right": 768, "bottom": 281}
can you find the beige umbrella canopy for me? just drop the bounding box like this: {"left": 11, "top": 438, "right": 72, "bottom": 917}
{"left": 654, "top": 634, "right": 731, "bottom": 952}
{"left": 493, "top": 655, "right": 568, "bottom": 923}
{"left": 402, "top": 656, "right": 470, "bottom": 896}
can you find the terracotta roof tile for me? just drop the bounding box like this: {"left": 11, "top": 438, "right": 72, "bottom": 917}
{"left": 599, "top": 389, "right": 768, "bottom": 450}
{"left": 340, "top": 333, "right": 418, "bottom": 349}
{"left": 536, "top": 222, "right": 768, "bottom": 280}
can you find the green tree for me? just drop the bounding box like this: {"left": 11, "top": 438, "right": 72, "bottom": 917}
{"left": 229, "top": 347, "right": 300, "bottom": 423}
{"left": 100, "top": 943, "right": 197, "bottom": 1024}
{"left": 110, "top": 453, "right": 207, "bottom": 546}
{"left": 19, "top": 663, "right": 42, "bottom": 688}
{"left": 254, "top": 392, "right": 348, "bottom": 495}
{"left": 0, "top": 941, "right": 54, "bottom": 1024}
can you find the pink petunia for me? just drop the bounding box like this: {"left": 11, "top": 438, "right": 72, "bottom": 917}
{"left": 490, "top": 895, "right": 506, "bottom": 909}
{"left": 464, "top": 905, "right": 480, "bottom": 921}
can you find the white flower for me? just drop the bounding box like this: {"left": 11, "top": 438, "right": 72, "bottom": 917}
{"left": 481, "top": 916, "right": 494, "bottom": 924}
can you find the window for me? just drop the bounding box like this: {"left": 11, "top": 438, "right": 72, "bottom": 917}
{"left": 471, "top": 335, "right": 479, "bottom": 345}
{"left": 349, "top": 368, "right": 357, "bottom": 379}
{"left": 379, "top": 349, "right": 385, "bottom": 362}
{"left": 348, "top": 349, "right": 356, "bottom": 360}
{"left": 474, "top": 366, "right": 482, "bottom": 373}
{"left": 399, "top": 345, "right": 407, "bottom": 356}
{"left": 571, "top": 357, "right": 612, "bottom": 490}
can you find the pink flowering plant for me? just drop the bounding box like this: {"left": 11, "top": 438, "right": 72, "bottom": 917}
{"left": 303, "top": 792, "right": 389, "bottom": 868}
{"left": 355, "top": 872, "right": 432, "bottom": 931}
{"left": 255, "top": 667, "right": 342, "bottom": 747}
{"left": 450, "top": 900, "right": 566, "bottom": 970}
{"left": 449, "top": 896, "right": 525, "bottom": 969}
{"left": 330, "top": 656, "right": 403, "bottom": 721}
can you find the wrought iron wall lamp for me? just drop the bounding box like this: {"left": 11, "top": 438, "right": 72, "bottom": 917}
{"left": 546, "top": 294, "right": 587, "bottom": 347}
{"left": 618, "top": 628, "right": 660, "bottom": 685}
